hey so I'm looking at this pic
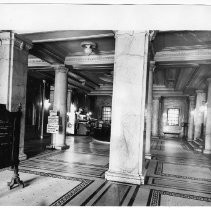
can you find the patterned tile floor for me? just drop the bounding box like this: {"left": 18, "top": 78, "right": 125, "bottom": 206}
{"left": 0, "top": 136, "right": 211, "bottom": 206}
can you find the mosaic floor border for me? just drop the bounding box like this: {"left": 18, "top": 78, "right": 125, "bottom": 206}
{"left": 148, "top": 176, "right": 211, "bottom": 195}
{"left": 20, "top": 159, "right": 107, "bottom": 178}
{"left": 3, "top": 168, "right": 94, "bottom": 206}
{"left": 155, "top": 161, "right": 211, "bottom": 182}
{"left": 147, "top": 189, "right": 211, "bottom": 206}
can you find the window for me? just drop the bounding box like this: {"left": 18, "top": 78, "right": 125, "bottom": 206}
{"left": 102, "top": 106, "right": 112, "bottom": 122}
{"left": 167, "top": 108, "right": 179, "bottom": 126}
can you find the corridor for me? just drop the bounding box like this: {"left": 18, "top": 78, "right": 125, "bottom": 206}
{"left": 0, "top": 136, "right": 211, "bottom": 206}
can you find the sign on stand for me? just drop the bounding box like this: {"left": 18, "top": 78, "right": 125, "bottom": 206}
{"left": 48, "top": 116, "right": 59, "bottom": 124}
{"left": 47, "top": 124, "right": 59, "bottom": 133}
{"left": 47, "top": 110, "right": 59, "bottom": 134}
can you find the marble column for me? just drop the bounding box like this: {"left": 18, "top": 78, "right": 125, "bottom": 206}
{"left": 145, "top": 61, "right": 155, "bottom": 159}
{"left": 51, "top": 65, "right": 69, "bottom": 150}
{"left": 187, "top": 96, "right": 195, "bottom": 141}
{"left": 0, "top": 31, "right": 32, "bottom": 160}
{"left": 204, "top": 78, "right": 211, "bottom": 154}
{"left": 105, "top": 31, "right": 149, "bottom": 185}
{"left": 194, "top": 90, "right": 206, "bottom": 140}
{"left": 67, "top": 89, "right": 72, "bottom": 112}
{"left": 152, "top": 96, "right": 160, "bottom": 138}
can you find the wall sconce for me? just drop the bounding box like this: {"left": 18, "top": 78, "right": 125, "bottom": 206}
{"left": 81, "top": 41, "right": 96, "bottom": 55}
{"left": 44, "top": 99, "right": 51, "bottom": 109}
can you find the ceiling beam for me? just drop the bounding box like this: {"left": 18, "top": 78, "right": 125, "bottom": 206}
{"left": 30, "top": 33, "right": 114, "bottom": 43}
{"left": 88, "top": 91, "right": 112, "bottom": 96}
{"left": 68, "top": 78, "right": 92, "bottom": 92}
{"left": 28, "top": 70, "right": 54, "bottom": 82}
{"left": 70, "top": 69, "right": 100, "bottom": 87}
{"left": 30, "top": 44, "right": 64, "bottom": 64}
{"left": 184, "top": 65, "right": 201, "bottom": 89}
{"left": 155, "top": 47, "right": 211, "bottom": 63}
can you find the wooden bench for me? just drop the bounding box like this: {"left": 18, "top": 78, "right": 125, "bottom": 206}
{"left": 163, "top": 132, "right": 180, "bottom": 138}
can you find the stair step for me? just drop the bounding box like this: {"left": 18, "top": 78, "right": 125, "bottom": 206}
{"left": 190, "top": 141, "right": 199, "bottom": 147}
{"left": 187, "top": 141, "right": 202, "bottom": 152}
{"left": 193, "top": 140, "right": 204, "bottom": 148}
{"left": 196, "top": 138, "right": 204, "bottom": 143}
{"left": 195, "top": 147, "right": 203, "bottom": 152}
{"left": 188, "top": 141, "right": 197, "bottom": 149}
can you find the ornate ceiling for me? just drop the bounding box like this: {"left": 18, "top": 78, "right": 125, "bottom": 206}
{"left": 22, "top": 30, "right": 115, "bottom": 95}
{"left": 21, "top": 30, "right": 211, "bottom": 97}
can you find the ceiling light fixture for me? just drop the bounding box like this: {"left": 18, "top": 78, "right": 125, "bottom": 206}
{"left": 81, "top": 41, "right": 96, "bottom": 55}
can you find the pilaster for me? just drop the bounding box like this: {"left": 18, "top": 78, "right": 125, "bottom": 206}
{"left": 187, "top": 96, "right": 195, "bottom": 141}
{"left": 152, "top": 95, "right": 160, "bottom": 138}
{"left": 145, "top": 61, "right": 155, "bottom": 159}
{"left": 194, "top": 90, "right": 206, "bottom": 140}
{"left": 0, "top": 31, "right": 32, "bottom": 160}
{"left": 204, "top": 78, "right": 211, "bottom": 154}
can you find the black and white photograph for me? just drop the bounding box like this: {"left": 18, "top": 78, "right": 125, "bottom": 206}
{"left": 0, "top": 0, "right": 211, "bottom": 207}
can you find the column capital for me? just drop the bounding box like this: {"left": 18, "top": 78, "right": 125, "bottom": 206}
{"left": 149, "top": 30, "right": 158, "bottom": 42}
{"left": 0, "top": 31, "right": 32, "bottom": 51}
{"left": 52, "top": 64, "right": 69, "bottom": 73}
{"left": 153, "top": 95, "right": 161, "bottom": 100}
{"left": 14, "top": 34, "right": 32, "bottom": 51}
{"left": 196, "top": 89, "right": 205, "bottom": 94}
{"left": 114, "top": 30, "right": 148, "bottom": 39}
{"left": 149, "top": 61, "right": 156, "bottom": 71}
{"left": 189, "top": 95, "right": 195, "bottom": 101}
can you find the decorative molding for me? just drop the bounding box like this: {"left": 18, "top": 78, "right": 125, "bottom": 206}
{"left": 69, "top": 50, "right": 115, "bottom": 57}
{"left": 28, "top": 57, "right": 51, "bottom": 67}
{"left": 155, "top": 48, "right": 211, "bottom": 62}
{"left": 14, "top": 34, "right": 32, "bottom": 51}
{"left": 65, "top": 54, "right": 114, "bottom": 66}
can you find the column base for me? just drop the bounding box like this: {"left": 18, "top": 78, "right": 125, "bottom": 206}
{"left": 55, "top": 145, "right": 70, "bottom": 150}
{"left": 19, "top": 152, "right": 27, "bottom": 161}
{"left": 46, "top": 144, "right": 70, "bottom": 150}
{"left": 105, "top": 170, "right": 145, "bottom": 185}
{"left": 46, "top": 144, "right": 56, "bottom": 150}
{"left": 203, "top": 149, "right": 211, "bottom": 154}
{"left": 145, "top": 153, "right": 152, "bottom": 160}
